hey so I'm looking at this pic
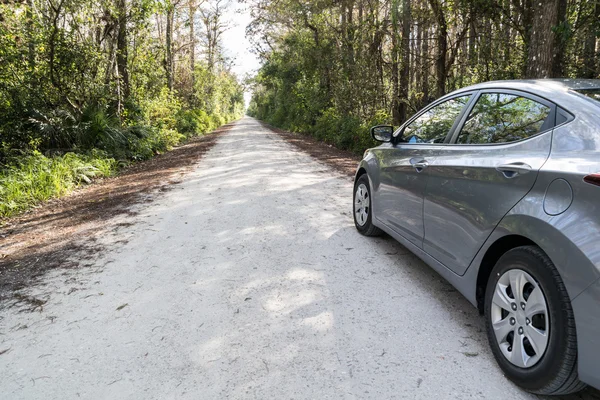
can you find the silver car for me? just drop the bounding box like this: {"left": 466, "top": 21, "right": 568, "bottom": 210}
{"left": 354, "top": 79, "right": 600, "bottom": 395}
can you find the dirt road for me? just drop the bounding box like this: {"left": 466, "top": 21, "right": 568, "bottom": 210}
{"left": 0, "top": 117, "right": 596, "bottom": 399}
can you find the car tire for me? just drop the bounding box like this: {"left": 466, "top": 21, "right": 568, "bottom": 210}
{"left": 353, "top": 174, "right": 382, "bottom": 237}
{"left": 484, "top": 245, "right": 586, "bottom": 395}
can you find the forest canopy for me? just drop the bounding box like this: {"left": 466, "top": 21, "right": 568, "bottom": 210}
{"left": 246, "top": 0, "right": 600, "bottom": 152}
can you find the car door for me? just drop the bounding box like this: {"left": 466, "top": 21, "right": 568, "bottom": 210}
{"left": 373, "top": 94, "right": 473, "bottom": 248}
{"left": 422, "top": 90, "right": 555, "bottom": 275}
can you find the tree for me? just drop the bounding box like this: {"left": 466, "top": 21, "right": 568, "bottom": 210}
{"left": 116, "top": 0, "right": 130, "bottom": 107}
{"left": 0, "top": 0, "right": 244, "bottom": 163}
{"left": 200, "top": 0, "right": 229, "bottom": 72}
{"left": 165, "top": 0, "right": 179, "bottom": 91}
{"left": 391, "top": 0, "right": 400, "bottom": 124}
{"left": 527, "top": 0, "right": 568, "bottom": 78}
{"left": 247, "top": 0, "right": 599, "bottom": 153}
{"left": 428, "top": 0, "right": 447, "bottom": 97}
{"left": 582, "top": 0, "right": 600, "bottom": 78}
{"left": 398, "top": 0, "right": 411, "bottom": 123}
{"left": 188, "top": 0, "right": 201, "bottom": 103}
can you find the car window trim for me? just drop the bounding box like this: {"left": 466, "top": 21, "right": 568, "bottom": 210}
{"left": 555, "top": 107, "right": 575, "bottom": 128}
{"left": 447, "top": 88, "right": 558, "bottom": 146}
{"left": 392, "top": 91, "right": 477, "bottom": 146}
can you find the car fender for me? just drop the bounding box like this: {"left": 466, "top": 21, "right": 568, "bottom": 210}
{"left": 466, "top": 193, "right": 600, "bottom": 389}
{"left": 465, "top": 206, "right": 600, "bottom": 306}
{"left": 355, "top": 152, "right": 383, "bottom": 224}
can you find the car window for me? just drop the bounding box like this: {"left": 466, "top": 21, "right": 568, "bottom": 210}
{"left": 456, "top": 93, "right": 551, "bottom": 144}
{"left": 398, "top": 95, "right": 471, "bottom": 144}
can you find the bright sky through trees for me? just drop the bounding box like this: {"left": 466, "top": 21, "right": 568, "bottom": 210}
{"left": 222, "top": 2, "right": 260, "bottom": 107}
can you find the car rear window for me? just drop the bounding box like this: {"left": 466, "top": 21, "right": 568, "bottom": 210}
{"left": 456, "top": 93, "right": 551, "bottom": 145}
{"left": 573, "top": 89, "right": 600, "bottom": 104}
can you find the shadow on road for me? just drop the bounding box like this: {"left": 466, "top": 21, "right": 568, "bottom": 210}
{"left": 0, "top": 124, "right": 233, "bottom": 304}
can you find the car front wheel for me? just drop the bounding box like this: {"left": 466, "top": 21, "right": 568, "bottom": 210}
{"left": 353, "top": 174, "right": 382, "bottom": 237}
{"left": 484, "top": 245, "right": 586, "bottom": 395}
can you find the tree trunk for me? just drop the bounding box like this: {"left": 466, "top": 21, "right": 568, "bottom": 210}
{"left": 26, "top": 0, "right": 35, "bottom": 72}
{"left": 582, "top": 0, "right": 599, "bottom": 78}
{"left": 189, "top": 0, "right": 196, "bottom": 103}
{"left": 398, "top": 0, "right": 411, "bottom": 123}
{"left": 48, "top": 0, "right": 65, "bottom": 91}
{"left": 428, "top": 0, "right": 447, "bottom": 98}
{"left": 526, "top": 0, "right": 566, "bottom": 78}
{"left": 482, "top": 16, "right": 491, "bottom": 81}
{"left": 345, "top": 0, "right": 355, "bottom": 73}
{"left": 415, "top": 18, "right": 422, "bottom": 97}
{"left": 521, "top": 0, "right": 533, "bottom": 76}
{"left": 116, "top": 0, "right": 130, "bottom": 102}
{"left": 165, "top": 4, "right": 174, "bottom": 90}
{"left": 503, "top": 0, "right": 511, "bottom": 74}
{"left": 391, "top": 0, "right": 400, "bottom": 124}
{"left": 551, "top": 0, "right": 568, "bottom": 77}
{"left": 422, "top": 18, "right": 430, "bottom": 106}
{"left": 468, "top": 17, "right": 476, "bottom": 65}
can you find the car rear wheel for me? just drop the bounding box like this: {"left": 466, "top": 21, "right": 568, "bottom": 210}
{"left": 353, "top": 174, "right": 382, "bottom": 236}
{"left": 484, "top": 246, "right": 586, "bottom": 395}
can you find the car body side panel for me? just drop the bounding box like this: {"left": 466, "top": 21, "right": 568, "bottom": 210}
{"left": 359, "top": 110, "right": 600, "bottom": 307}
{"left": 472, "top": 142, "right": 600, "bottom": 304}
{"left": 358, "top": 80, "right": 600, "bottom": 391}
{"left": 508, "top": 121, "right": 600, "bottom": 299}
{"left": 372, "top": 214, "right": 481, "bottom": 307}
{"left": 423, "top": 132, "right": 552, "bottom": 275}
{"left": 367, "top": 144, "right": 446, "bottom": 248}
{"left": 454, "top": 115, "right": 600, "bottom": 386}
{"left": 451, "top": 201, "right": 600, "bottom": 319}
{"left": 356, "top": 155, "right": 480, "bottom": 307}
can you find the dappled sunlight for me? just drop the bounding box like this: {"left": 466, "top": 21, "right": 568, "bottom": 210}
{"left": 0, "top": 126, "right": 234, "bottom": 299}
{"left": 194, "top": 337, "right": 225, "bottom": 367}
{"left": 119, "top": 120, "right": 504, "bottom": 396}
{"left": 236, "top": 225, "right": 290, "bottom": 237}
{"left": 287, "top": 268, "right": 325, "bottom": 282}
{"left": 0, "top": 118, "right": 561, "bottom": 399}
{"left": 263, "top": 288, "right": 321, "bottom": 314}
{"left": 301, "top": 311, "right": 334, "bottom": 332}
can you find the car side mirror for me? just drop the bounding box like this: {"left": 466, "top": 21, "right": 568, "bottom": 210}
{"left": 371, "top": 125, "right": 394, "bottom": 142}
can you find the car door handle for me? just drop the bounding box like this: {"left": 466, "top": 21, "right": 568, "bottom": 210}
{"left": 412, "top": 160, "right": 429, "bottom": 172}
{"left": 496, "top": 162, "right": 532, "bottom": 178}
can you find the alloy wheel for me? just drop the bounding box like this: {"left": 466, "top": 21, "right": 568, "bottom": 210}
{"left": 491, "top": 269, "right": 550, "bottom": 368}
{"left": 354, "top": 183, "right": 370, "bottom": 227}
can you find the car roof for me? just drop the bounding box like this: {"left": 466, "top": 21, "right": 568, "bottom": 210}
{"left": 459, "top": 79, "right": 600, "bottom": 92}
{"left": 450, "top": 79, "right": 600, "bottom": 113}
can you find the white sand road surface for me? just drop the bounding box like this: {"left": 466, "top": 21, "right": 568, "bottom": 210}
{"left": 1, "top": 117, "right": 597, "bottom": 399}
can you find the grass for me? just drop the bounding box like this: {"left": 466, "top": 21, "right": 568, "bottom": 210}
{"left": 0, "top": 108, "right": 243, "bottom": 219}
{"left": 0, "top": 150, "right": 118, "bottom": 218}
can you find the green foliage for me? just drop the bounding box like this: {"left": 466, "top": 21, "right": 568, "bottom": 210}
{"left": 0, "top": 151, "right": 117, "bottom": 217}
{"left": 0, "top": 0, "right": 245, "bottom": 217}
{"left": 177, "top": 109, "right": 213, "bottom": 136}
{"left": 248, "top": 0, "right": 599, "bottom": 153}
{"left": 248, "top": 50, "right": 385, "bottom": 153}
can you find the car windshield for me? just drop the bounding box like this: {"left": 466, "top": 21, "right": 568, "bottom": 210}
{"left": 573, "top": 89, "right": 600, "bottom": 104}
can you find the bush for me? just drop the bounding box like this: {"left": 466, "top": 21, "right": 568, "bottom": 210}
{"left": 147, "top": 127, "right": 185, "bottom": 153}
{"left": 310, "top": 108, "right": 373, "bottom": 152}
{"left": 176, "top": 109, "right": 213, "bottom": 137}
{"left": 0, "top": 95, "right": 243, "bottom": 218}
{"left": 210, "top": 113, "right": 226, "bottom": 130}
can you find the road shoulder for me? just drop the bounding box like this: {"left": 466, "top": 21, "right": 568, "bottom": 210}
{"left": 258, "top": 121, "right": 361, "bottom": 179}
{"left": 0, "top": 124, "right": 232, "bottom": 305}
